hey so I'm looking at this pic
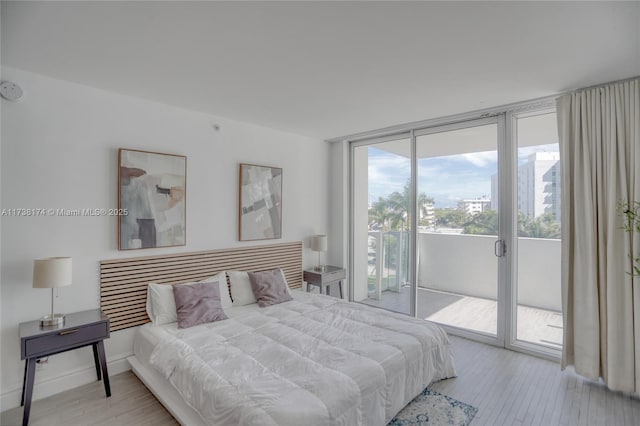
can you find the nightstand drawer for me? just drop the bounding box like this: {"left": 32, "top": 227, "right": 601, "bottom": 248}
{"left": 24, "top": 323, "right": 108, "bottom": 358}
{"left": 323, "top": 269, "right": 346, "bottom": 282}
{"left": 303, "top": 270, "right": 321, "bottom": 284}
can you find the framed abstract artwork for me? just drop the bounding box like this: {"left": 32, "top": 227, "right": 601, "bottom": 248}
{"left": 238, "top": 163, "right": 282, "bottom": 241}
{"left": 118, "top": 148, "right": 187, "bottom": 250}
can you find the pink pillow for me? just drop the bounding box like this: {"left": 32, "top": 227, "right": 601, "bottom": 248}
{"left": 248, "top": 268, "right": 293, "bottom": 307}
{"left": 172, "top": 282, "right": 228, "bottom": 328}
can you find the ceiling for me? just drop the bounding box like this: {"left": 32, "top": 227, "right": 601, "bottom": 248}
{"left": 2, "top": 1, "right": 639, "bottom": 140}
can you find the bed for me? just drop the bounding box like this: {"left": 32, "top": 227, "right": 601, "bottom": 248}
{"left": 129, "top": 291, "right": 456, "bottom": 426}
{"left": 101, "top": 242, "right": 456, "bottom": 425}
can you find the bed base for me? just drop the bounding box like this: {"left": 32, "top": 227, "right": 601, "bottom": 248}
{"left": 127, "top": 356, "right": 206, "bottom": 426}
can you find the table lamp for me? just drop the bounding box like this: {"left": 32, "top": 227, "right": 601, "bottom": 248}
{"left": 33, "top": 257, "right": 72, "bottom": 327}
{"left": 310, "top": 235, "right": 328, "bottom": 272}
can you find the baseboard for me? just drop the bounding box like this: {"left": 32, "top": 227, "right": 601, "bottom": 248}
{"left": 0, "top": 352, "right": 132, "bottom": 412}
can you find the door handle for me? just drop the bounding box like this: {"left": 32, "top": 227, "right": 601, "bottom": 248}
{"left": 494, "top": 240, "right": 506, "bottom": 257}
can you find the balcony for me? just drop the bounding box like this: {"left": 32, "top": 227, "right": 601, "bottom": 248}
{"left": 358, "top": 231, "right": 563, "bottom": 349}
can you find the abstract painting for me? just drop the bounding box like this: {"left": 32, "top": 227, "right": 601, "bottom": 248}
{"left": 238, "top": 163, "right": 282, "bottom": 241}
{"left": 118, "top": 149, "right": 186, "bottom": 250}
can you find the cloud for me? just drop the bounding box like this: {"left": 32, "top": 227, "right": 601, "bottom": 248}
{"left": 361, "top": 142, "right": 559, "bottom": 210}
{"left": 367, "top": 151, "right": 410, "bottom": 189}
{"left": 365, "top": 148, "right": 495, "bottom": 207}
{"left": 457, "top": 151, "right": 498, "bottom": 168}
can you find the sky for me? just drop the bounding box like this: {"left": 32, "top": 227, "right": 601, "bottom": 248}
{"left": 368, "top": 143, "right": 559, "bottom": 209}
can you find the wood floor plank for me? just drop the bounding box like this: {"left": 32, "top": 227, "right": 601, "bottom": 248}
{"left": 497, "top": 350, "right": 533, "bottom": 426}
{"left": 428, "top": 337, "right": 640, "bottom": 426}
{"left": 2, "top": 336, "right": 639, "bottom": 426}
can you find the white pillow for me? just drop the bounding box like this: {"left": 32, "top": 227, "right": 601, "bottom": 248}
{"left": 209, "top": 272, "right": 233, "bottom": 309}
{"left": 146, "top": 283, "right": 177, "bottom": 326}
{"left": 228, "top": 270, "right": 257, "bottom": 306}
{"left": 145, "top": 271, "right": 230, "bottom": 325}
{"left": 279, "top": 269, "right": 293, "bottom": 296}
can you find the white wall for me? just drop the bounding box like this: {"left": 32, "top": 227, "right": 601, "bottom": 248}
{"left": 0, "top": 67, "right": 330, "bottom": 410}
{"left": 516, "top": 237, "right": 561, "bottom": 311}
{"left": 418, "top": 233, "right": 498, "bottom": 300}
{"left": 352, "top": 146, "right": 370, "bottom": 302}
{"left": 418, "top": 233, "right": 561, "bottom": 311}
{"left": 328, "top": 141, "right": 349, "bottom": 298}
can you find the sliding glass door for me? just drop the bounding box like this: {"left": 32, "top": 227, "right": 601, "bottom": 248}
{"left": 349, "top": 106, "right": 562, "bottom": 357}
{"left": 415, "top": 118, "right": 501, "bottom": 339}
{"left": 351, "top": 134, "right": 412, "bottom": 315}
{"left": 510, "top": 110, "right": 563, "bottom": 354}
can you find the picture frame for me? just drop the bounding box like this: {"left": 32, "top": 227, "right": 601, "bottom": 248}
{"left": 118, "top": 148, "right": 187, "bottom": 250}
{"left": 238, "top": 163, "right": 283, "bottom": 241}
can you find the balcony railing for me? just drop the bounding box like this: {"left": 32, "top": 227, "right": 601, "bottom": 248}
{"left": 365, "top": 231, "right": 561, "bottom": 312}
{"left": 367, "top": 231, "right": 408, "bottom": 299}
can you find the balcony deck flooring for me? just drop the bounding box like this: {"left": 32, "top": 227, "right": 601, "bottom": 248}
{"left": 361, "top": 286, "right": 563, "bottom": 349}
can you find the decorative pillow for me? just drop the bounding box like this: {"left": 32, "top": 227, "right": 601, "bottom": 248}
{"left": 228, "top": 270, "right": 257, "bottom": 306}
{"left": 145, "top": 271, "right": 230, "bottom": 325}
{"left": 172, "top": 281, "right": 228, "bottom": 329}
{"left": 248, "top": 268, "right": 293, "bottom": 307}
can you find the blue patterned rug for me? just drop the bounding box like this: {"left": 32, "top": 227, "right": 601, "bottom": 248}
{"left": 388, "top": 388, "right": 478, "bottom": 426}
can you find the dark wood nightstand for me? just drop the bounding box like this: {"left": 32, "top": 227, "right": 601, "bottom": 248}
{"left": 19, "top": 309, "right": 111, "bottom": 426}
{"left": 304, "top": 266, "right": 347, "bottom": 299}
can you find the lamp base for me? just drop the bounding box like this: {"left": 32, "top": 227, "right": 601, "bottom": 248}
{"left": 40, "top": 314, "right": 65, "bottom": 327}
{"left": 314, "top": 265, "right": 325, "bottom": 272}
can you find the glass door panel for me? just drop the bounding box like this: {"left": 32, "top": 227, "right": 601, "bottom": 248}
{"left": 352, "top": 136, "right": 412, "bottom": 315}
{"left": 348, "top": 107, "right": 562, "bottom": 358}
{"left": 415, "top": 121, "right": 499, "bottom": 337}
{"left": 514, "top": 111, "right": 563, "bottom": 351}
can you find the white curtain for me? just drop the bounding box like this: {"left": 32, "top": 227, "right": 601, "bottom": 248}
{"left": 557, "top": 78, "right": 640, "bottom": 393}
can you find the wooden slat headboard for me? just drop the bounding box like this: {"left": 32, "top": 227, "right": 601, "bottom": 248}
{"left": 100, "top": 241, "right": 303, "bottom": 331}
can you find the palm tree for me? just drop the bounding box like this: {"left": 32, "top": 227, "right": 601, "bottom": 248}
{"left": 368, "top": 197, "right": 393, "bottom": 231}
{"left": 435, "top": 208, "right": 468, "bottom": 228}
{"left": 463, "top": 210, "right": 499, "bottom": 235}
{"left": 383, "top": 182, "right": 434, "bottom": 230}
{"left": 518, "top": 213, "right": 560, "bottom": 238}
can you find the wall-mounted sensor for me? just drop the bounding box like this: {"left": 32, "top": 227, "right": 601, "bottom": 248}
{"left": 0, "top": 81, "right": 23, "bottom": 101}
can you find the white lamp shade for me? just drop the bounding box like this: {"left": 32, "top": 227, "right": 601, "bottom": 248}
{"left": 310, "top": 235, "right": 328, "bottom": 252}
{"left": 33, "top": 257, "right": 72, "bottom": 289}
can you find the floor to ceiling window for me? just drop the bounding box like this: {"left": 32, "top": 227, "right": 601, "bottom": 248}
{"left": 350, "top": 103, "right": 562, "bottom": 357}
{"left": 512, "top": 109, "right": 562, "bottom": 352}
{"left": 351, "top": 135, "right": 412, "bottom": 316}
{"left": 414, "top": 119, "right": 500, "bottom": 338}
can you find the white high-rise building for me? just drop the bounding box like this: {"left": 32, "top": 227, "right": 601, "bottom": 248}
{"left": 517, "top": 152, "right": 561, "bottom": 219}
{"left": 490, "top": 152, "right": 561, "bottom": 219}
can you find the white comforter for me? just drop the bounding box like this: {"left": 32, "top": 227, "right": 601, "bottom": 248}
{"left": 149, "top": 292, "right": 456, "bottom": 426}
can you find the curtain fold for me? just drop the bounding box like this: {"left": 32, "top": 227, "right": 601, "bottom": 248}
{"left": 557, "top": 78, "right": 639, "bottom": 393}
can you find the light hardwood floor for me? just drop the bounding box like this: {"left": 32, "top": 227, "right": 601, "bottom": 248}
{"left": 430, "top": 337, "right": 640, "bottom": 426}
{"left": 362, "top": 287, "right": 563, "bottom": 348}
{"left": 0, "top": 371, "right": 178, "bottom": 426}
{"left": 2, "top": 336, "right": 639, "bottom": 425}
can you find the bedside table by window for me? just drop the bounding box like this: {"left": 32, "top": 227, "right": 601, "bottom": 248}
{"left": 19, "top": 309, "right": 111, "bottom": 426}
{"left": 304, "top": 266, "right": 346, "bottom": 299}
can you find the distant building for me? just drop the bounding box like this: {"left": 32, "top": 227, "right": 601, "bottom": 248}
{"left": 518, "top": 152, "right": 561, "bottom": 219}
{"left": 491, "top": 152, "right": 561, "bottom": 219}
{"left": 458, "top": 196, "right": 491, "bottom": 215}
{"left": 491, "top": 174, "right": 499, "bottom": 211}
{"left": 423, "top": 201, "right": 435, "bottom": 226}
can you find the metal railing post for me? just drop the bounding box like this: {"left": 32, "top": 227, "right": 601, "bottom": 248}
{"left": 375, "top": 231, "right": 383, "bottom": 300}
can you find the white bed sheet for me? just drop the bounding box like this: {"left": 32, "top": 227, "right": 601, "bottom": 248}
{"left": 134, "top": 291, "right": 456, "bottom": 426}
